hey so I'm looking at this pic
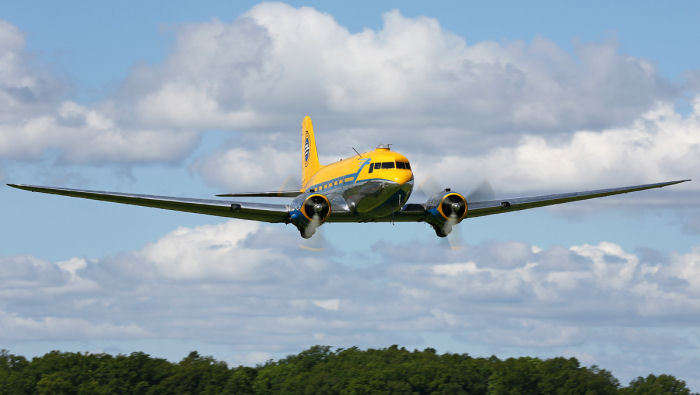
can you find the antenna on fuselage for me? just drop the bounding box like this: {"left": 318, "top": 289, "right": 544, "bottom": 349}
{"left": 352, "top": 147, "right": 363, "bottom": 157}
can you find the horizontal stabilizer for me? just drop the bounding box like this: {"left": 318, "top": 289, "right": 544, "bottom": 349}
{"left": 216, "top": 190, "right": 302, "bottom": 198}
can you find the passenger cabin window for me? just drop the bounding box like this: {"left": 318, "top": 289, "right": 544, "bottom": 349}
{"left": 382, "top": 162, "right": 395, "bottom": 169}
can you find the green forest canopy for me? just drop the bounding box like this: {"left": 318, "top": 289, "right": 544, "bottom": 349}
{"left": 0, "top": 345, "right": 695, "bottom": 394}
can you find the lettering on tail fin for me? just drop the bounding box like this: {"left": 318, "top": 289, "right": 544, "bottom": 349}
{"left": 304, "top": 131, "right": 310, "bottom": 165}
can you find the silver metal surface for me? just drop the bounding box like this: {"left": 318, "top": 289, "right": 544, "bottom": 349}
{"left": 464, "top": 179, "right": 691, "bottom": 218}
{"left": 216, "top": 190, "right": 302, "bottom": 198}
{"left": 7, "top": 184, "right": 290, "bottom": 223}
{"left": 6, "top": 179, "right": 690, "bottom": 228}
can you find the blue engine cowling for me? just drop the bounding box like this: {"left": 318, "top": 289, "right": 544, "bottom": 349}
{"left": 424, "top": 191, "right": 468, "bottom": 237}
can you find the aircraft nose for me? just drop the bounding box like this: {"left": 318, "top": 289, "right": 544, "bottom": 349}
{"left": 392, "top": 170, "right": 414, "bottom": 187}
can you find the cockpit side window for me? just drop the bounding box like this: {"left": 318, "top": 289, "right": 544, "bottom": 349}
{"left": 368, "top": 163, "right": 374, "bottom": 173}
{"left": 396, "top": 161, "right": 405, "bottom": 169}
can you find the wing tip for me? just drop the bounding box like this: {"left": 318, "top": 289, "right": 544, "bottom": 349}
{"left": 7, "top": 183, "right": 38, "bottom": 191}
{"left": 668, "top": 179, "right": 691, "bottom": 186}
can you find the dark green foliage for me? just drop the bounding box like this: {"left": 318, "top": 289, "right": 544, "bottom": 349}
{"left": 0, "top": 347, "right": 695, "bottom": 394}
{"left": 620, "top": 374, "right": 692, "bottom": 395}
{"left": 487, "top": 357, "right": 620, "bottom": 395}
{"left": 154, "top": 351, "right": 230, "bottom": 394}
{"left": 225, "top": 366, "right": 257, "bottom": 394}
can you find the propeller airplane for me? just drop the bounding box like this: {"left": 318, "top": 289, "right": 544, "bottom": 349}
{"left": 7, "top": 116, "right": 690, "bottom": 239}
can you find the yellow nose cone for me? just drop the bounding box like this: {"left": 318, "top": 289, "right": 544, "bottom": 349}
{"left": 391, "top": 170, "right": 414, "bottom": 185}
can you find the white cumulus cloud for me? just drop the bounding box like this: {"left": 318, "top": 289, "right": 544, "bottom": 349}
{"left": 118, "top": 3, "right": 674, "bottom": 135}
{"left": 0, "top": 21, "right": 198, "bottom": 164}
{"left": 192, "top": 142, "right": 299, "bottom": 191}
{"left": 2, "top": 220, "right": 700, "bottom": 386}
{"left": 405, "top": 98, "right": 700, "bottom": 198}
{"left": 0, "top": 3, "right": 690, "bottom": 169}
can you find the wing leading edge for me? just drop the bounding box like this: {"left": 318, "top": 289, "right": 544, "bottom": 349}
{"left": 6, "top": 184, "right": 290, "bottom": 223}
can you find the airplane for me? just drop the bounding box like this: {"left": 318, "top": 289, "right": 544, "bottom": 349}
{"left": 7, "top": 116, "right": 690, "bottom": 239}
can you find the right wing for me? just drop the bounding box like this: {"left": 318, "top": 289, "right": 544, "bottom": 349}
{"left": 383, "top": 179, "right": 690, "bottom": 222}
{"left": 7, "top": 184, "right": 290, "bottom": 223}
{"left": 465, "top": 179, "right": 691, "bottom": 218}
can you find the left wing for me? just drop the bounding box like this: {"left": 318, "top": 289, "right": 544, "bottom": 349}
{"left": 7, "top": 184, "right": 290, "bottom": 223}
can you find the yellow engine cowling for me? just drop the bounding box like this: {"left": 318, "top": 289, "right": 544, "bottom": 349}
{"left": 425, "top": 191, "right": 467, "bottom": 237}
{"left": 301, "top": 194, "right": 331, "bottom": 222}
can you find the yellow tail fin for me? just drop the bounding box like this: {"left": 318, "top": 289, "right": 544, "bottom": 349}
{"left": 301, "top": 116, "right": 321, "bottom": 186}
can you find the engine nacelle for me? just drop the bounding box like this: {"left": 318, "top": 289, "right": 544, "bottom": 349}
{"left": 425, "top": 191, "right": 467, "bottom": 237}
{"left": 289, "top": 194, "right": 331, "bottom": 238}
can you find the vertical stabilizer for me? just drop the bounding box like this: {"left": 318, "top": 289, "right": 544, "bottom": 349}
{"left": 301, "top": 116, "right": 321, "bottom": 186}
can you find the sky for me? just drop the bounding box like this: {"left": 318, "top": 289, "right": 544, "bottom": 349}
{"left": 1, "top": 0, "right": 699, "bottom": 389}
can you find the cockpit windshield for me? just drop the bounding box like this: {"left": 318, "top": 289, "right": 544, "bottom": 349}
{"left": 369, "top": 161, "right": 411, "bottom": 172}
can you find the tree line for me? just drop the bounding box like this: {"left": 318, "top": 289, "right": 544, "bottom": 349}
{"left": 0, "top": 345, "right": 694, "bottom": 394}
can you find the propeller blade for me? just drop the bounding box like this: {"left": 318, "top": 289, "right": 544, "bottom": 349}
{"left": 303, "top": 214, "right": 322, "bottom": 238}
{"left": 444, "top": 214, "right": 464, "bottom": 250}
{"left": 467, "top": 180, "right": 495, "bottom": 202}
{"left": 417, "top": 174, "right": 442, "bottom": 198}
{"left": 300, "top": 214, "right": 325, "bottom": 251}
{"left": 278, "top": 175, "right": 296, "bottom": 194}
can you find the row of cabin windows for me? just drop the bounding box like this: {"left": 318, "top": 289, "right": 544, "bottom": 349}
{"left": 315, "top": 179, "right": 345, "bottom": 191}
{"left": 368, "top": 161, "right": 410, "bottom": 173}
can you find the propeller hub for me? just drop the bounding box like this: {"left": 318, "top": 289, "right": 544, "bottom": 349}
{"left": 438, "top": 193, "right": 467, "bottom": 221}
{"left": 301, "top": 194, "right": 331, "bottom": 222}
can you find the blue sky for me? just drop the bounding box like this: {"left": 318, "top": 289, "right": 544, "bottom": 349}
{"left": 1, "top": 1, "right": 699, "bottom": 389}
